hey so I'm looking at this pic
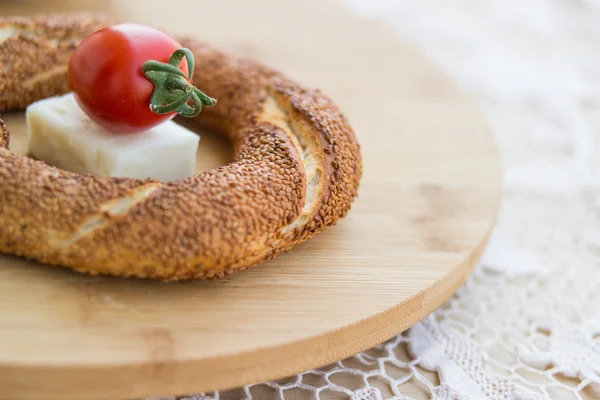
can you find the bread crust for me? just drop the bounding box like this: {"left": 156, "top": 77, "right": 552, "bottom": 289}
{"left": 0, "top": 15, "right": 362, "bottom": 280}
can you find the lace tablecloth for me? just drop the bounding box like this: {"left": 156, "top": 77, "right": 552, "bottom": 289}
{"left": 156, "top": 1, "right": 600, "bottom": 399}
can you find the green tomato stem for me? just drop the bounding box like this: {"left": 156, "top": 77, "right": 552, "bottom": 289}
{"left": 142, "top": 48, "right": 216, "bottom": 118}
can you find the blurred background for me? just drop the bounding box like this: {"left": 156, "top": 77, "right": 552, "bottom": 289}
{"left": 2, "top": 0, "right": 599, "bottom": 399}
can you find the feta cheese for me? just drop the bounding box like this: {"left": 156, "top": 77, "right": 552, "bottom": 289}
{"left": 26, "top": 93, "right": 200, "bottom": 182}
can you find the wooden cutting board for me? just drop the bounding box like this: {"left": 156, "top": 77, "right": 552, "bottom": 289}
{"left": 0, "top": 0, "right": 502, "bottom": 399}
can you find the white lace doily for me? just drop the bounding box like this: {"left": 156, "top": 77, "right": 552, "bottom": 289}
{"left": 154, "top": 1, "right": 600, "bottom": 398}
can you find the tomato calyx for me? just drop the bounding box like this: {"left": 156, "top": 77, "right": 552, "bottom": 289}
{"left": 142, "top": 48, "right": 217, "bottom": 118}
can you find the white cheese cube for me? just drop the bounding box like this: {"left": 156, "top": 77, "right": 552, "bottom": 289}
{"left": 26, "top": 93, "right": 200, "bottom": 182}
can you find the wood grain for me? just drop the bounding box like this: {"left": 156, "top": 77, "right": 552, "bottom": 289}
{"left": 0, "top": 0, "right": 501, "bottom": 399}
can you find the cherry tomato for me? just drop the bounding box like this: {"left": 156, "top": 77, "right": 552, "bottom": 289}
{"left": 68, "top": 23, "right": 189, "bottom": 133}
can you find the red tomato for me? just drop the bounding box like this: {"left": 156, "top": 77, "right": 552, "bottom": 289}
{"left": 68, "top": 23, "right": 188, "bottom": 133}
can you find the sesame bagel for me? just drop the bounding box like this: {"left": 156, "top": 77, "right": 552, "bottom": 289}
{"left": 0, "top": 15, "right": 362, "bottom": 280}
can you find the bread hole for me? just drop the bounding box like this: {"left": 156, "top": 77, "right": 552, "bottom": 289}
{"left": 2, "top": 113, "right": 27, "bottom": 154}
{"left": 175, "top": 117, "right": 234, "bottom": 174}
{"left": 5, "top": 112, "right": 234, "bottom": 177}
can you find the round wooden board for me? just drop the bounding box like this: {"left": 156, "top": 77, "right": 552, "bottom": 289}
{"left": 0, "top": 1, "right": 501, "bottom": 399}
